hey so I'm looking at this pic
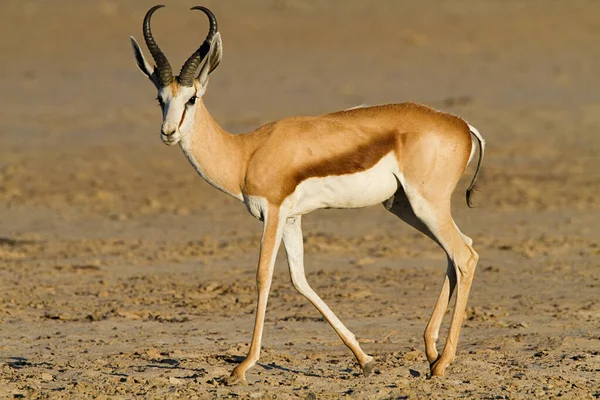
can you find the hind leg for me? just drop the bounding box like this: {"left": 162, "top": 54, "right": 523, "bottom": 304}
{"left": 431, "top": 240, "right": 478, "bottom": 376}
{"left": 386, "top": 184, "right": 478, "bottom": 375}
{"left": 385, "top": 188, "right": 456, "bottom": 365}
{"left": 423, "top": 258, "right": 456, "bottom": 365}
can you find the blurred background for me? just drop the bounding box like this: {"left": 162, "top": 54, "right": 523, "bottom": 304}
{"left": 0, "top": 1, "right": 599, "bottom": 398}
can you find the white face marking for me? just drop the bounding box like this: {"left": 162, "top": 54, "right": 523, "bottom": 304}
{"left": 284, "top": 152, "right": 401, "bottom": 216}
{"left": 158, "top": 84, "right": 198, "bottom": 146}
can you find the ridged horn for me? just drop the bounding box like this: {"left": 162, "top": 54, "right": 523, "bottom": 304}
{"left": 143, "top": 5, "right": 173, "bottom": 87}
{"left": 178, "top": 6, "right": 218, "bottom": 87}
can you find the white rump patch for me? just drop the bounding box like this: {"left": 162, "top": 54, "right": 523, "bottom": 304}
{"left": 467, "top": 123, "right": 485, "bottom": 166}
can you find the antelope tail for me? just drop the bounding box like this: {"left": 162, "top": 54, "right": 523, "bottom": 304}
{"left": 466, "top": 124, "right": 485, "bottom": 208}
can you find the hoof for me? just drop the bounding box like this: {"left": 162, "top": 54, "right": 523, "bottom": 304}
{"left": 226, "top": 373, "right": 247, "bottom": 386}
{"left": 362, "top": 360, "right": 375, "bottom": 377}
{"left": 429, "top": 360, "right": 446, "bottom": 378}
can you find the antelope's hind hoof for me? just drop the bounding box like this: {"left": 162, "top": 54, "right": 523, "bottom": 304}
{"left": 225, "top": 373, "right": 248, "bottom": 386}
{"left": 362, "top": 360, "right": 376, "bottom": 377}
{"left": 429, "top": 360, "right": 447, "bottom": 378}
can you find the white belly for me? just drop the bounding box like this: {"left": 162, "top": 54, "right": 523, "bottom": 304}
{"left": 285, "top": 152, "right": 400, "bottom": 216}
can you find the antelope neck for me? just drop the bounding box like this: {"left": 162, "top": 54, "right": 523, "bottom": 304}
{"left": 179, "top": 100, "right": 248, "bottom": 201}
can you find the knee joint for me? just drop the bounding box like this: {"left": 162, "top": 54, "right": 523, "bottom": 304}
{"left": 290, "top": 273, "right": 309, "bottom": 293}
{"left": 456, "top": 248, "right": 478, "bottom": 279}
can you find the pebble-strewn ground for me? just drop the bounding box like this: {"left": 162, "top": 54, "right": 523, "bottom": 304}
{"left": 1, "top": 1, "right": 599, "bottom": 398}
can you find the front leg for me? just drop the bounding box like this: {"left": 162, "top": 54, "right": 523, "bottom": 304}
{"left": 227, "top": 203, "right": 284, "bottom": 385}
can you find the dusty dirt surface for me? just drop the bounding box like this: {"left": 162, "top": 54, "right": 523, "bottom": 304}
{"left": 1, "top": 0, "right": 599, "bottom": 398}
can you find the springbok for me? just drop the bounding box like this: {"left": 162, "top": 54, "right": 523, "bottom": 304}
{"left": 130, "top": 5, "right": 485, "bottom": 384}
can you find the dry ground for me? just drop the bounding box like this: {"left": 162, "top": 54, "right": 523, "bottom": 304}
{"left": 0, "top": 1, "right": 599, "bottom": 398}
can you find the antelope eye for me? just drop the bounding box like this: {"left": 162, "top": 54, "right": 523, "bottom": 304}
{"left": 187, "top": 95, "right": 197, "bottom": 106}
{"left": 156, "top": 97, "right": 164, "bottom": 107}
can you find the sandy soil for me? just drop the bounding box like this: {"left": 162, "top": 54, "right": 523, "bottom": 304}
{"left": 1, "top": 0, "right": 599, "bottom": 398}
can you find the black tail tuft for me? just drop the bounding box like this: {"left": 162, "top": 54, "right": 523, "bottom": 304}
{"left": 466, "top": 183, "right": 480, "bottom": 208}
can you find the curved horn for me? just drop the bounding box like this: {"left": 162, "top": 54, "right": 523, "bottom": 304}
{"left": 178, "top": 6, "right": 218, "bottom": 87}
{"left": 143, "top": 5, "right": 173, "bottom": 87}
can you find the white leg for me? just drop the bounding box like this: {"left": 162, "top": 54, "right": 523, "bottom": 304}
{"left": 282, "top": 216, "right": 374, "bottom": 375}
{"left": 228, "top": 204, "right": 284, "bottom": 384}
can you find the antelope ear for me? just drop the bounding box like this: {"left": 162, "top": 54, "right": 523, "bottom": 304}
{"left": 197, "top": 32, "right": 223, "bottom": 86}
{"left": 130, "top": 36, "right": 159, "bottom": 87}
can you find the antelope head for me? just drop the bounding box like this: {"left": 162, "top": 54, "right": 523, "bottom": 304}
{"left": 130, "top": 5, "right": 223, "bottom": 145}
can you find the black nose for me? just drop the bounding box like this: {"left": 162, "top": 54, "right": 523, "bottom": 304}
{"left": 162, "top": 129, "right": 176, "bottom": 137}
